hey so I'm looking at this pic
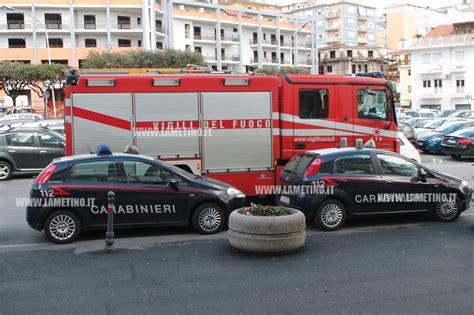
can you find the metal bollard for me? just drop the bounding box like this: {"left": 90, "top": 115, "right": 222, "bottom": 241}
{"left": 105, "top": 191, "right": 116, "bottom": 253}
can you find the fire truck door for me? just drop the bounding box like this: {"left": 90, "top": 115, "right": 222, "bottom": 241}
{"left": 292, "top": 85, "right": 336, "bottom": 154}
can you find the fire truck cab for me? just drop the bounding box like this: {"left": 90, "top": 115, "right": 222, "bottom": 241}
{"left": 65, "top": 73, "right": 398, "bottom": 196}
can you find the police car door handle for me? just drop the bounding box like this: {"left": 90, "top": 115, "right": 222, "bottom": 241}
{"left": 40, "top": 150, "right": 48, "bottom": 154}
{"left": 8, "top": 150, "right": 16, "bottom": 153}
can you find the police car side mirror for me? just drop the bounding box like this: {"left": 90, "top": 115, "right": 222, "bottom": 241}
{"left": 168, "top": 178, "right": 179, "bottom": 190}
{"left": 417, "top": 169, "right": 427, "bottom": 183}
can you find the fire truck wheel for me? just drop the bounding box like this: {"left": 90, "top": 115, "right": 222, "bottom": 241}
{"left": 44, "top": 210, "right": 82, "bottom": 244}
{"left": 0, "top": 160, "right": 12, "bottom": 181}
{"left": 314, "top": 199, "right": 347, "bottom": 231}
{"left": 192, "top": 203, "right": 225, "bottom": 234}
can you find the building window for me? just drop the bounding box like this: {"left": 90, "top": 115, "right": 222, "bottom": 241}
{"left": 368, "top": 50, "right": 373, "bottom": 58}
{"left": 408, "top": 86, "right": 412, "bottom": 93}
{"left": 352, "top": 64, "right": 356, "bottom": 73}
{"left": 330, "top": 50, "right": 336, "bottom": 59}
{"left": 455, "top": 51, "right": 464, "bottom": 67}
{"left": 156, "top": 42, "right": 163, "bottom": 49}
{"left": 137, "top": 17, "right": 141, "bottom": 25}
{"left": 8, "top": 38, "right": 26, "bottom": 48}
{"left": 156, "top": 20, "right": 162, "bottom": 32}
{"left": 118, "top": 39, "right": 131, "bottom": 47}
{"left": 48, "top": 38, "right": 63, "bottom": 48}
{"left": 41, "top": 59, "right": 68, "bottom": 65}
{"left": 318, "top": 65, "right": 324, "bottom": 75}
{"left": 45, "top": 13, "right": 62, "bottom": 29}
{"left": 347, "top": 50, "right": 353, "bottom": 58}
{"left": 317, "top": 33, "right": 324, "bottom": 40}
{"left": 117, "top": 16, "right": 131, "bottom": 29}
{"left": 423, "top": 80, "right": 431, "bottom": 88}
{"left": 185, "top": 24, "right": 190, "bottom": 39}
{"left": 357, "top": 64, "right": 362, "bottom": 72}
{"left": 194, "top": 26, "right": 201, "bottom": 39}
{"left": 138, "top": 40, "right": 142, "bottom": 47}
{"left": 456, "top": 79, "right": 465, "bottom": 93}
{"left": 434, "top": 79, "right": 442, "bottom": 94}
{"left": 194, "top": 46, "right": 202, "bottom": 53}
{"left": 299, "top": 89, "right": 329, "bottom": 119}
{"left": 327, "top": 65, "right": 333, "bottom": 73}
{"left": 408, "top": 69, "right": 411, "bottom": 76}
{"left": 84, "top": 38, "right": 97, "bottom": 48}
{"left": 364, "top": 64, "right": 368, "bottom": 72}
{"left": 433, "top": 53, "right": 442, "bottom": 63}
{"left": 84, "top": 15, "right": 96, "bottom": 29}
{"left": 185, "top": 44, "right": 191, "bottom": 51}
{"left": 7, "top": 13, "right": 25, "bottom": 29}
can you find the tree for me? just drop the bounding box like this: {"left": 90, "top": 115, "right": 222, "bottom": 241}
{"left": 0, "top": 62, "right": 30, "bottom": 106}
{"left": 27, "top": 63, "right": 68, "bottom": 99}
{"left": 254, "top": 66, "right": 311, "bottom": 75}
{"left": 81, "top": 49, "right": 207, "bottom": 69}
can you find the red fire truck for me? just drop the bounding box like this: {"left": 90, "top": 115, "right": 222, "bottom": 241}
{"left": 64, "top": 73, "right": 398, "bottom": 196}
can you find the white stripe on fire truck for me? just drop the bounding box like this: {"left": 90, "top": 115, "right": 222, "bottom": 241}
{"left": 279, "top": 113, "right": 396, "bottom": 138}
{"left": 280, "top": 129, "right": 361, "bottom": 136}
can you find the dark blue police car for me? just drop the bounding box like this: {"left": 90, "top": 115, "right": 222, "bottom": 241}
{"left": 277, "top": 147, "right": 472, "bottom": 231}
{"left": 27, "top": 146, "right": 246, "bottom": 243}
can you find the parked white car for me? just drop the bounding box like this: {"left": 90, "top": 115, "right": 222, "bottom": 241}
{"left": 0, "top": 113, "right": 43, "bottom": 121}
{"left": 399, "top": 132, "right": 421, "bottom": 163}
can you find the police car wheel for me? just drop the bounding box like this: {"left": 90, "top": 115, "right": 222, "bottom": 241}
{"left": 192, "top": 203, "right": 225, "bottom": 234}
{"left": 433, "top": 197, "right": 462, "bottom": 222}
{"left": 314, "top": 199, "right": 346, "bottom": 231}
{"left": 44, "top": 210, "right": 81, "bottom": 244}
{"left": 0, "top": 161, "right": 12, "bottom": 181}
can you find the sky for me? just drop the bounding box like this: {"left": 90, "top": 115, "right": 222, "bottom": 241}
{"left": 268, "top": 0, "right": 464, "bottom": 11}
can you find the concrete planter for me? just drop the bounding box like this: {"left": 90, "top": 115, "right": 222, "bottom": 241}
{"left": 228, "top": 208, "right": 306, "bottom": 255}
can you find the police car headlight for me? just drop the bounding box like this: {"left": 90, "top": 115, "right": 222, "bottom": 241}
{"left": 227, "top": 187, "right": 245, "bottom": 198}
{"left": 459, "top": 180, "right": 469, "bottom": 191}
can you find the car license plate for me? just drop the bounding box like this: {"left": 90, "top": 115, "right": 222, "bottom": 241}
{"left": 280, "top": 195, "right": 290, "bottom": 204}
{"left": 447, "top": 139, "right": 456, "bottom": 145}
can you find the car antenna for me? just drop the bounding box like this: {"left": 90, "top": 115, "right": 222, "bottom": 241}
{"left": 87, "top": 144, "right": 93, "bottom": 154}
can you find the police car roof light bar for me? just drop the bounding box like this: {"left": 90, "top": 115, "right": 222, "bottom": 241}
{"left": 96, "top": 144, "right": 113, "bottom": 156}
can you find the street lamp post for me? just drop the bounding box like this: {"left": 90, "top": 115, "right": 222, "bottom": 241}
{"left": 1, "top": 5, "right": 57, "bottom": 118}
{"left": 292, "top": 22, "right": 308, "bottom": 68}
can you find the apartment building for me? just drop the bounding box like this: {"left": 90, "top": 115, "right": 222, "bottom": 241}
{"left": 401, "top": 22, "right": 474, "bottom": 111}
{"left": 281, "top": 0, "right": 389, "bottom": 75}
{"left": 0, "top": 0, "right": 319, "bottom": 73}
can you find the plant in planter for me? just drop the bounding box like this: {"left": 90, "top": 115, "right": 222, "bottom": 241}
{"left": 228, "top": 203, "right": 306, "bottom": 255}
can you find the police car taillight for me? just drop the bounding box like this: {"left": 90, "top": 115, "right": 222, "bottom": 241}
{"left": 304, "top": 158, "right": 323, "bottom": 177}
{"left": 35, "top": 164, "right": 57, "bottom": 184}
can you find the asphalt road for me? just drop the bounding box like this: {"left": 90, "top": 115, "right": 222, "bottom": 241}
{"left": 0, "top": 153, "right": 473, "bottom": 314}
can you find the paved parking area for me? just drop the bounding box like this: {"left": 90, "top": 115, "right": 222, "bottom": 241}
{"left": 0, "top": 153, "right": 473, "bottom": 314}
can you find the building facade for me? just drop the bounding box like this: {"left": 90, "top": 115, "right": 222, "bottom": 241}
{"left": 401, "top": 22, "right": 474, "bottom": 111}
{"left": 281, "top": 0, "right": 389, "bottom": 75}
{"left": 0, "top": 0, "right": 320, "bottom": 73}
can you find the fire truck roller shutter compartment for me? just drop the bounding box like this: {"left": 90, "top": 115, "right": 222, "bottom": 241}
{"left": 202, "top": 92, "right": 273, "bottom": 172}
{"left": 134, "top": 93, "right": 200, "bottom": 157}
{"left": 72, "top": 93, "right": 133, "bottom": 154}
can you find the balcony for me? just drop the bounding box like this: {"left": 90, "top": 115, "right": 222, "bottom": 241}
{"left": 250, "top": 58, "right": 278, "bottom": 64}
{"left": 326, "top": 10, "right": 340, "bottom": 18}
{"left": 194, "top": 33, "right": 216, "bottom": 41}
{"left": 45, "top": 22, "right": 64, "bottom": 30}
{"left": 418, "top": 66, "right": 443, "bottom": 74}
{"left": 399, "top": 34, "right": 474, "bottom": 50}
{"left": 221, "top": 35, "right": 239, "bottom": 42}
{"left": 249, "top": 39, "right": 278, "bottom": 46}
{"left": 298, "top": 59, "right": 312, "bottom": 65}
{"left": 7, "top": 20, "right": 26, "bottom": 30}
{"left": 418, "top": 88, "right": 444, "bottom": 99}
{"left": 326, "top": 24, "right": 339, "bottom": 31}
{"left": 223, "top": 55, "right": 239, "bottom": 62}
